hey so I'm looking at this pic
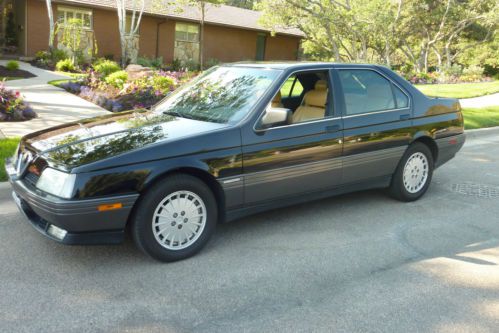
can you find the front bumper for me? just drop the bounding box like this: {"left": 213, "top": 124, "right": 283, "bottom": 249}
{"left": 6, "top": 160, "right": 139, "bottom": 245}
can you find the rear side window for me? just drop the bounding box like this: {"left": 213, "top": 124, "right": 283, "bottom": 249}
{"left": 393, "top": 84, "right": 409, "bottom": 108}
{"left": 339, "top": 69, "right": 402, "bottom": 115}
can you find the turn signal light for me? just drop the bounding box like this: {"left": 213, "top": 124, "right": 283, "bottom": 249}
{"left": 97, "top": 203, "right": 123, "bottom": 211}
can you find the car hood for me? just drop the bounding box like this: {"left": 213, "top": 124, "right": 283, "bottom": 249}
{"left": 22, "top": 110, "right": 228, "bottom": 170}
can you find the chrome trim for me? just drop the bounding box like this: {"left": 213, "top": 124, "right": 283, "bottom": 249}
{"left": 342, "top": 107, "right": 410, "bottom": 119}
{"left": 222, "top": 178, "right": 242, "bottom": 184}
{"left": 254, "top": 116, "right": 342, "bottom": 133}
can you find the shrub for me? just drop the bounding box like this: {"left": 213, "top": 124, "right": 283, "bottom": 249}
{"left": 5, "top": 60, "right": 19, "bottom": 71}
{"left": 441, "top": 64, "right": 463, "bottom": 76}
{"left": 35, "top": 50, "right": 50, "bottom": 61}
{"left": 93, "top": 59, "right": 121, "bottom": 78}
{"left": 105, "top": 70, "right": 128, "bottom": 88}
{"left": 55, "top": 59, "right": 76, "bottom": 72}
{"left": 137, "top": 56, "right": 164, "bottom": 69}
{"left": 51, "top": 49, "right": 69, "bottom": 63}
{"left": 151, "top": 74, "right": 175, "bottom": 92}
{"left": 205, "top": 58, "right": 220, "bottom": 69}
{"left": 460, "top": 65, "right": 485, "bottom": 82}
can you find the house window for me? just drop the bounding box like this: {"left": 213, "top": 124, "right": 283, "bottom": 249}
{"left": 57, "top": 7, "right": 93, "bottom": 30}
{"left": 174, "top": 23, "right": 200, "bottom": 63}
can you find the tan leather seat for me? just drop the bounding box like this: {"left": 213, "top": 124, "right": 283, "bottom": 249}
{"left": 271, "top": 91, "right": 284, "bottom": 108}
{"left": 292, "top": 80, "right": 328, "bottom": 123}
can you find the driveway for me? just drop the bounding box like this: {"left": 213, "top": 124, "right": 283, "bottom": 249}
{"left": 0, "top": 61, "right": 109, "bottom": 138}
{"left": 1, "top": 130, "right": 498, "bottom": 333}
{"left": 460, "top": 93, "right": 499, "bottom": 108}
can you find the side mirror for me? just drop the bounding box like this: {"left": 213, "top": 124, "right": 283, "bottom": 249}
{"left": 260, "top": 107, "right": 292, "bottom": 129}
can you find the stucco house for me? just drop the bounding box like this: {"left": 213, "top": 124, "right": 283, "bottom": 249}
{"left": 3, "top": 0, "right": 304, "bottom": 63}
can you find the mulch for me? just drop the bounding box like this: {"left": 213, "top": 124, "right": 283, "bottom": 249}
{"left": 0, "top": 66, "right": 37, "bottom": 79}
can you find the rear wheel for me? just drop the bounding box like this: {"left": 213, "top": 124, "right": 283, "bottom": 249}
{"left": 131, "top": 174, "right": 217, "bottom": 262}
{"left": 389, "top": 142, "right": 434, "bottom": 202}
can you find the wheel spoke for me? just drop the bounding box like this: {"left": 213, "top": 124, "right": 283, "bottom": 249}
{"left": 152, "top": 190, "right": 207, "bottom": 251}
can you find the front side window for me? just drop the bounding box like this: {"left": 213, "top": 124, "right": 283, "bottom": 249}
{"left": 155, "top": 66, "right": 281, "bottom": 124}
{"left": 174, "top": 23, "right": 200, "bottom": 63}
{"left": 339, "top": 69, "right": 401, "bottom": 115}
{"left": 280, "top": 75, "right": 304, "bottom": 98}
{"left": 57, "top": 7, "right": 93, "bottom": 30}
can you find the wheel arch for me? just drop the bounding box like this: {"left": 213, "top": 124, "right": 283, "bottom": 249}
{"left": 410, "top": 133, "right": 438, "bottom": 163}
{"left": 130, "top": 167, "right": 227, "bottom": 226}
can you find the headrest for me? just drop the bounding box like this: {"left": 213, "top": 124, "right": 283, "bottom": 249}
{"left": 304, "top": 89, "right": 327, "bottom": 108}
{"left": 315, "top": 80, "right": 327, "bottom": 90}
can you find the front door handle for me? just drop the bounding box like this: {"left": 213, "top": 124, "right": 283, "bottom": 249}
{"left": 326, "top": 125, "right": 341, "bottom": 133}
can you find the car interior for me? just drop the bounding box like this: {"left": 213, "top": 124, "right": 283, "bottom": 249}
{"left": 270, "top": 71, "right": 330, "bottom": 124}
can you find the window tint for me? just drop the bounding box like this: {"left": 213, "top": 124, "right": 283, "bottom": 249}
{"left": 339, "top": 70, "right": 396, "bottom": 115}
{"left": 393, "top": 84, "right": 409, "bottom": 108}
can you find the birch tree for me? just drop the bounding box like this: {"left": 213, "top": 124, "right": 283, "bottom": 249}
{"left": 45, "top": 0, "right": 55, "bottom": 50}
{"left": 115, "top": 0, "right": 145, "bottom": 66}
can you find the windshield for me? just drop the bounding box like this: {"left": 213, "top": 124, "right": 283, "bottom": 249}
{"left": 154, "top": 66, "right": 281, "bottom": 124}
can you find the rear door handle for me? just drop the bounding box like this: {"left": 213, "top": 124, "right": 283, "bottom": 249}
{"left": 326, "top": 125, "right": 341, "bottom": 133}
{"left": 400, "top": 114, "right": 410, "bottom": 120}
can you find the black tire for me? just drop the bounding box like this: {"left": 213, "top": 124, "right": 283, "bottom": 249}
{"left": 389, "top": 142, "right": 434, "bottom": 202}
{"left": 131, "top": 174, "right": 217, "bottom": 262}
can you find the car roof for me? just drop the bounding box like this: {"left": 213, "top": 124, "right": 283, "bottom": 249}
{"left": 225, "top": 61, "right": 380, "bottom": 70}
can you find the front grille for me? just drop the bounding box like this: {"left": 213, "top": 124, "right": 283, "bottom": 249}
{"left": 24, "top": 172, "right": 40, "bottom": 186}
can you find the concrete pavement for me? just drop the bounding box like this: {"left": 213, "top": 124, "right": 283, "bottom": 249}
{"left": 460, "top": 92, "right": 499, "bottom": 108}
{"left": 0, "top": 61, "right": 109, "bottom": 138}
{"left": 0, "top": 130, "right": 498, "bottom": 332}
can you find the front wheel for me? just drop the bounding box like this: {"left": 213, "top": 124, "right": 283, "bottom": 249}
{"left": 131, "top": 174, "right": 217, "bottom": 262}
{"left": 389, "top": 142, "right": 434, "bottom": 202}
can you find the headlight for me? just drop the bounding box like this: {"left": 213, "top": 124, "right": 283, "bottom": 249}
{"left": 36, "top": 168, "right": 76, "bottom": 199}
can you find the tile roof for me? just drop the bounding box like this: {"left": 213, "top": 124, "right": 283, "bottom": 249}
{"left": 55, "top": 0, "right": 305, "bottom": 37}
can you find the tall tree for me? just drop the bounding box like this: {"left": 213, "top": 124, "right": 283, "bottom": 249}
{"left": 45, "top": 0, "right": 55, "bottom": 50}
{"left": 115, "top": 0, "right": 145, "bottom": 66}
{"left": 225, "top": 0, "right": 255, "bottom": 9}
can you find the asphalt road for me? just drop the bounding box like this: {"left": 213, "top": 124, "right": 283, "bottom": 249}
{"left": 1, "top": 130, "right": 499, "bottom": 333}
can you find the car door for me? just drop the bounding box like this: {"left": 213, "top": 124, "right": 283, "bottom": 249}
{"left": 241, "top": 69, "right": 343, "bottom": 205}
{"left": 334, "top": 67, "right": 413, "bottom": 184}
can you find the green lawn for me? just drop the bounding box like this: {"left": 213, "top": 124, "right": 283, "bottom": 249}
{"left": 0, "top": 138, "right": 20, "bottom": 182}
{"left": 48, "top": 79, "right": 74, "bottom": 87}
{"left": 415, "top": 80, "right": 499, "bottom": 99}
{"left": 462, "top": 106, "right": 499, "bottom": 130}
{"left": 49, "top": 72, "right": 87, "bottom": 87}
{"left": 55, "top": 71, "right": 88, "bottom": 79}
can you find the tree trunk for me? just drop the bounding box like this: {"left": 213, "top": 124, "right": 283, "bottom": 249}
{"left": 46, "top": 0, "right": 55, "bottom": 50}
{"left": 199, "top": 2, "right": 205, "bottom": 70}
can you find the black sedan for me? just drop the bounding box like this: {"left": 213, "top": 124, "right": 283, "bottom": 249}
{"left": 5, "top": 62, "right": 465, "bottom": 262}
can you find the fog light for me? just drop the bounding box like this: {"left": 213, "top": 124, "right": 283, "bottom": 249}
{"left": 47, "top": 225, "right": 68, "bottom": 240}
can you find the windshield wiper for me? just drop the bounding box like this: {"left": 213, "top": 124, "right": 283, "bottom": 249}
{"left": 162, "top": 110, "right": 194, "bottom": 120}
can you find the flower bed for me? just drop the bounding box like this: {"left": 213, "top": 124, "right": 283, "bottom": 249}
{"left": 0, "top": 83, "right": 36, "bottom": 121}
{"left": 400, "top": 65, "right": 495, "bottom": 85}
{"left": 58, "top": 65, "right": 196, "bottom": 112}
